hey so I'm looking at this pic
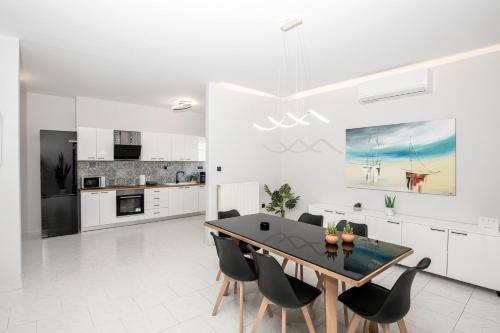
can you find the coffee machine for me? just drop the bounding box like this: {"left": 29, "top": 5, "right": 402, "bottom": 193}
{"left": 199, "top": 171, "right": 206, "bottom": 184}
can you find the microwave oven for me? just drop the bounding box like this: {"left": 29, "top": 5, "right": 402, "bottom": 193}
{"left": 81, "top": 176, "right": 106, "bottom": 189}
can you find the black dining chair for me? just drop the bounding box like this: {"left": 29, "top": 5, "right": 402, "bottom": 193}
{"left": 251, "top": 250, "right": 322, "bottom": 333}
{"left": 284, "top": 213, "right": 324, "bottom": 281}
{"left": 215, "top": 209, "right": 259, "bottom": 283}
{"left": 338, "top": 257, "right": 431, "bottom": 333}
{"left": 210, "top": 233, "right": 272, "bottom": 333}
{"left": 336, "top": 219, "right": 369, "bottom": 328}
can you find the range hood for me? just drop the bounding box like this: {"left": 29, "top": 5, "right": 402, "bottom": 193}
{"left": 114, "top": 130, "right": 142, "bottom": 160}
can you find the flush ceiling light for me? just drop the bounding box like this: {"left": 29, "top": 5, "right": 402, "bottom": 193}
{"left": 253, "top": 16, "right": 330, "bottom": 131}
{"left": 171, "top": 100, "right": 194, "bottom": 111}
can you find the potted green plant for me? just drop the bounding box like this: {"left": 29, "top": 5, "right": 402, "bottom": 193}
{"left": 342, "top": 222, "right": 355, "bottom": 243}
{"left": 353, "top": 202, "right": 362, "bottom": 212}
{"left": 54, "top": 152, "right": 72, "bottom": 194}
{"left": 385, "top": 194, "right": 396, "bottom": 216}
{"left": 263, "top": 184, "right": 300, "bottom": 218}
{"left": 324, "top": 223, "right": 338, "bottom": 244}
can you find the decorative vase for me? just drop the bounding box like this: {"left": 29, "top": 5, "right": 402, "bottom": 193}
{"left": 386, "top": 208, "right": 395, "bottom": 216}
{"left": 342, "top": 232, "right": 355, "bottom": 243}
{"left": 324, "top": 233, "right": 339, "bottom": 245}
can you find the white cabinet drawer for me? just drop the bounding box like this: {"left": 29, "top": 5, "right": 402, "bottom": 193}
{"left": 448, "top": 231, "right": 500, "bottom": 291}
{"left": 145, "top": 208, "right": 169, "bottom": 219}
{"left": 145, "top": 200, "right": 168, "bottom": 210}
{"left": 400, "top": 223, "right": 448, "bottom": 275}
{"left": 365, "top": 216, "right": 402, "bottom": 244}
{"left": 334, "top": 211, "right": 365, "bottom": 224}
{"left": 145, "top": 188, "right": 169, "bottom": 202}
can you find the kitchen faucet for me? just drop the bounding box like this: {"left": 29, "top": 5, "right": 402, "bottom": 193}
{"left": 175, "top": 171, "right": 185, "bottom": 184}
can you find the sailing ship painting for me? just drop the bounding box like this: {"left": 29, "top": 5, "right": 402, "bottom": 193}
{"left": 345, "top": 119, "right": 456, "bottom": 196}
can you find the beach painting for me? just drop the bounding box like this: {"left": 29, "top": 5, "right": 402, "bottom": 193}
{"left": 345, "top": 119, "right": 456, "bottom": 196}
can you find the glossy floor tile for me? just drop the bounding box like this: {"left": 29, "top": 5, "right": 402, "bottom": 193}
{"left": 0, "top": 215, "right": 498, "bottom": 332}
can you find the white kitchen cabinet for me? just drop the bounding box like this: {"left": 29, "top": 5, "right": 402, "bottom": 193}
{"left": 448, "top": 231, "right": 500, "bottom": 291}
{"left": 400, "top": 222, "right": 448, "bottom": 275}
{"left": 365, "top": 216, "right": 402, "bottom": 244}
{"left": 81, "top": 191, "right": 101, "bottom": 228}
{"left": 96, "top": 129, "right": 114, "bottom": 160}
{"left": 169, "top": 187, "right": 185, "bottom": 216}
{"left": 308, "top": 205, "right": 364, "bottom": 227}
{"left": 198, "top": 185, "right": 206, "bottom": 211}
{"left": 99, "top": 190, "right": 116, "bottom": 225}
{"left": 171, "top": 135, "right": 206, "bottom": 161}
{"left": 145, "top": 208, "right": 169, "bottom": 219}
{"left": 78, "top": 127, "right": 114, "bottom": 161}
{"left": 183, "top": 186, "right": 199, "bottom": 213}
{"left": 141, "top": 132, "right": 172, "bottom": 161}
{"left": 77, "top": 127, "right": 97, "bottom": 160}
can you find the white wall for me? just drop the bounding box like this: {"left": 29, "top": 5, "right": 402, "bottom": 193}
{"left": 279, "top": 52, "right": 500, "bottom": 223}
{"left": 76, "top": 97, "right": 205, "bottom": 135}
{"left": 205, "top": 83, "right": 281, "bottom": 223}
{"left": 0, "top": 35, "right": 22, "bottom": 291}
{"left": 20, "top": 93, "right": 76, "bottom": 235}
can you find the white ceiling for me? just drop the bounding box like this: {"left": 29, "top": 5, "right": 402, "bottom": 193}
{"left": 1, "top": 0, "right": 499, "bottom": 110}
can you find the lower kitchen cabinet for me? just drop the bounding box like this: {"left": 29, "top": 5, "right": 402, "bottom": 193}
{"left": 169, "top": 187, "right": 185, "bottom": 216}
{"left": 448, "top": 230, "right": 500, "bottom": 292}
{"left": 183, "top": 186, "right": 199, "bottom": 213}
{"left": 365, "top": 216, "right": 402, "bottom": 244}
{"left": 198, "top": 185, "right": 206, "bottom": 211}
{"left": 169, "top": 186, "right": 203, "bottom": 216}
{"left": 145, "top": 207, "right": 169, "bottom": 219}
{"left": 400, "top": 222, "right": 448, "bottom": 276}
{"left": 81, "top": 190, "right": 116, "bottom": 228}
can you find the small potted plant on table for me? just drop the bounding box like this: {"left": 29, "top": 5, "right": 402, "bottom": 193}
{"left": 342, "top": 222, "right": 355, "bottom": 243}
{"left": 324, "top": 223, "right": 338, "bottom": 244}
{"left": 385, "top": 195, "right": 396, "bottom": 216}
{"left": 353, "top": 202, "right": 362, "bottom": 212}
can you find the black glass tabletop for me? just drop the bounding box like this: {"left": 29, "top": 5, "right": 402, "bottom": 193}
{"left": 205, "top": 213, "right": 412, "bottom": 282}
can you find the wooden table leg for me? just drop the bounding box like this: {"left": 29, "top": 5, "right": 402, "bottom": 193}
{"left": 368, "top": 321, "right": 379, "bottom": 333}
{"left": 324, "top": 275, "right": 339, "bottom": 333}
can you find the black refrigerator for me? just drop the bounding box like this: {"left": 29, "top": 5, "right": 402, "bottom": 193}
{"left": 40, "top": 130, "right": 79, "bottom": 238}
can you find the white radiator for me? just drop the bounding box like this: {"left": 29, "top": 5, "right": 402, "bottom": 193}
{"left": 217, "top": 182, "right": 260, "bottom": 216}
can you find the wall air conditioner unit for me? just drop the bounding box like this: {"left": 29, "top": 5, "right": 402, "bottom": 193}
{"left": 358, "top": 69, "right": 432, "bottom": 103}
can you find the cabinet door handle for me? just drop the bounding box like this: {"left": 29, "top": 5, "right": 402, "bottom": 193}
{"left": 154, "top": 212, "right": 160, "bottom": 215}
{"left": 91, "top": 192, "right": 99, "bottom": 195}
{"left": 101, "top": 192, "right": 108, "bottom": 194}
{"left": 430, "top": 228, "right": 446, "bottom": 232}
{"left": 154, "top": 197, "right": 160, "bottom": 200}
{"left": 185, "top": 187, "right": 190, "bottom": 189}
{"left": 451, "top": 231, "right": 468, "bottom": 236}
{"left": 154, "top": 204, "right": 160, "bottom": 207}
{"left": 88, "top": 157, "right": 96, "bottom": 159}
{"left": 323, "top": 209, "right": 333, "bottom": 213}
{"left": 335, "top": 211, "right": 345, "bottom": 215}
{"left": 387, "top": 220, "right": 400, "bottom": 225}
{"left": 154, "top": 191, "right": 160, "bottom": 193}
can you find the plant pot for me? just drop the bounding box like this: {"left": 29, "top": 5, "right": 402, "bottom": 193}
{"left": 353, "top": 207, "right": 362, "bottom": 212}
{"left": 324, "top": 234, "right": 339, "bottom": 245}
{"left": 386, "top": 208, "right": 395, "bottom": 216}
{"left": 342, "top": 232, "right": 355, "bottom": 243}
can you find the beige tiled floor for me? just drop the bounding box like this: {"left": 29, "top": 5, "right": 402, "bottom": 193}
{"left": 1, "top": 215, "right": 499, "bottom": 332}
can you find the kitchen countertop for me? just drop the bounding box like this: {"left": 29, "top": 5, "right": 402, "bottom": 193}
{"left": 80, "top": 182, "right": 205, "bottom": 192}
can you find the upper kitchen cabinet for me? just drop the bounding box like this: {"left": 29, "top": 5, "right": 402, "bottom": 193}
{"left": 77, "top": 127, "right": 114, "bottom": 161}
{"left": 172, "top": 134, "right": 206, "bottom": 161}
{"left": 141, "top": 132, "right": 172, "bottom": 161}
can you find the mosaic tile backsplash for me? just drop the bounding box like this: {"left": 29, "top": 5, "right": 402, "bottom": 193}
{"left": 77, "top": 161, "right": 206, "bottom": 186}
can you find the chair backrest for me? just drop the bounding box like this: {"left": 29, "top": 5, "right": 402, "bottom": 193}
{"left": 210, "top": 232, "right": 256, "bottom": 281}
{"left": 374, "top": 258, "right": 431, "bottom": 323}
{"left": 252, "top": 250, "right": 303, "bottom": 308}
{"left": 336, "top": 220, "right": 368, "bottom": 237}
{"left": 218, "top": 209, "right": 241, "bottom": 219}
{"left": 298, "top": 213, "right": 323, "bottom": 227}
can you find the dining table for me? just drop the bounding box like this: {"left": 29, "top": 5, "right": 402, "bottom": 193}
{"left": 205, "top": 213, "right": 413, "bottom": 333}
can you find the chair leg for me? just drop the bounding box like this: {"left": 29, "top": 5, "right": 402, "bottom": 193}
{"left": 300, "top": 265, "right": 304, "bottom": 280}
{"left": 295, "top": 263, "right": 299, "bottom": 278}
{"left": 266, "top": 304, "right": 274, "bottom": 318}
{"left": 346, "top": 314, "right": 362, "bottom": 333}
{"left": 315, "top": 273, "right": 323, "bottom": 289}
{"left": 369, "top": 321, "right": 379, "bottom": 333}
{"left": 301, "top": 305, "right": 316, "bottom": 333}
{"left": 281, "top": 308, "right": 287, "bottom": 333}
{"left": 212, "top": 276, "right": 230, "bottom": 316}
{"left": 381, "top": 324, "right": 390, "bottom": 333}
{"left": 234, "top": 280, "right": 238, "bottom": 294}
{"left": 397, "top": 320, "right": 408, "bottom": 333}
{"left": 223, "top": 280, "right": 230, "bottom": 296}
{"left": 363, "top": 320, "right": 370, "bottom": 333}
{"left": 239, "top": 282, "right": 245, "bottom": 333}
{"left": 252, "top": 298, "right": 270, "bottom": 333}
{"left": 342, "top": 282, "right": 349, "bottom": 328}
{"left": 215, "top": 269, "right": 222, "bottom": 281}
{"left": 281, "top": 258, "right": 288, "bottom": 269}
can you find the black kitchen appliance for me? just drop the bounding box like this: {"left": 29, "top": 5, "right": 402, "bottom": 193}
{"left": 40, "top": 130, "right": 78, "bottom": 238}
{"left": 114, "top": 130, "right": 142, "bottom": 160}
{"left": 199, "top": 171, "right": 206, "bottom": 184}
{"left": 116, "top": 189, "right": 144, "bottom": 216}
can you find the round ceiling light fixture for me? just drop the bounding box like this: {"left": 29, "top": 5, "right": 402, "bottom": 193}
{"left": 171, "top": 100, "right": 194, "bottom": 111}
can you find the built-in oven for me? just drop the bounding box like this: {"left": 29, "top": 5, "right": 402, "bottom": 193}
{"left": 116, "top": 189, "right": 144, "bottom": 216}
